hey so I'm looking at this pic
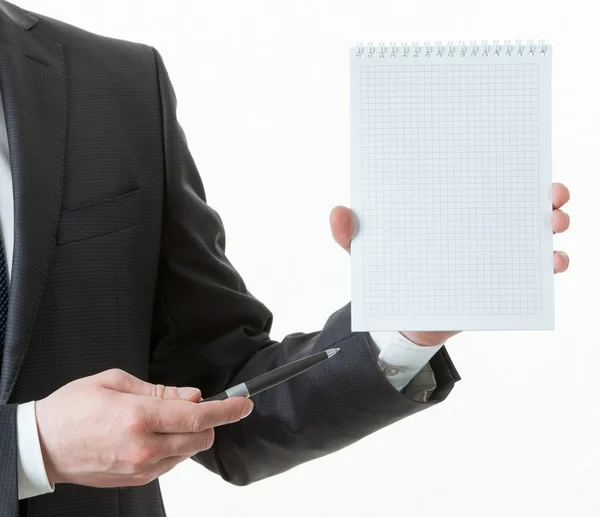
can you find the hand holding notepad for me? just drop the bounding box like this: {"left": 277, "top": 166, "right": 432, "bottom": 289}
{"left": 333, "top": 182, "right": 569, "bottom": 342}
{"left": 347, "top": 41, "right": 565, "bottom": 332}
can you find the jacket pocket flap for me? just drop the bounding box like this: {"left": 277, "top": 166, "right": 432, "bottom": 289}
{"left": 57, "top": 189, "right": 141, "bottom": 246}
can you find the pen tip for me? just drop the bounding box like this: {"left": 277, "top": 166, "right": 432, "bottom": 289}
{"left": 326, "top": 348, "right": 340, "bottom": 358}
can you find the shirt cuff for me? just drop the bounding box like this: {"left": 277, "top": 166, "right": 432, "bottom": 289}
{"left": 16, "top": 401, "right": 55, "bottom": 500}
{"left": 368, "top": 332, "right": 444, "bottom": 392}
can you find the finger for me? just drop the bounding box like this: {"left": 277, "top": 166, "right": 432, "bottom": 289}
{"left": 552, "top": 182, "right": 570, "bottom": 210}
{"left": 98, "top": 369, "right": 159, "bottom": 396}
{"left": 125, "top": 455, "right": 191, "bottom": 486}
{"left": 161, "top": 386, "right": 202, "bottom": 402}
{"left": 551, "top": 209, "right": 570, "bottom": 234}
{"left": 553, "top": 251, "right": 569, "bottom": 273}
{"left": 152, "top": 385, "right": 201, "bottom": 401}
{"left": 98, "top": 369, "right": 201, "bottom": 401}
{"left": 152, "top": 455, "right": 193, "bottom": 480}
{"left": 148, "top": 397, "right": 253, "bottom": 433}
{"left": 153, "top": 428, "right": 216, "bottom": 458}
{"left": 330, "top": 206, "right": 354, "bottom": 254}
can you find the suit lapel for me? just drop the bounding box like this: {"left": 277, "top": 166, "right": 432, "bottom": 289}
{"left": 0, "top": 7, "right": 66, "bottom": 402}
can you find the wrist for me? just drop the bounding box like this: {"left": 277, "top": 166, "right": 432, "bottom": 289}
{"left": 34, "top": 399, "right": 61, "bottom": 485}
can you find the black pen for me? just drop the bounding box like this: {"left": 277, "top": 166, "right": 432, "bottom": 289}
{"left": 200, "top": 348, "right": 340, "bottom": 402}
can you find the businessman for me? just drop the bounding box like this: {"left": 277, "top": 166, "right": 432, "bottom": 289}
{"left": 0, "top": 2, "right": 571, "bottom": 517}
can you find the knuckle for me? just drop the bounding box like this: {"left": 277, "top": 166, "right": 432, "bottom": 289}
{"left": 121, "top": 406, "right": 149, "bottom": 434}
{"left": 149, "top": 383, "right": 159, "bottom": 398}
{"left": 102, "top": 368, "right": 126, "bottom": 383}
{"left": 162, "top": 386, "right": 177, "bottom": 400}
{"left": 197, "top": 429, "right": 215, "bottom": 451}
{"left": 188, "top": 413, "right": 206, "bottom": 433}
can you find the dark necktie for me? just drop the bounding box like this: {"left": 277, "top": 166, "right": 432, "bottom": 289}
{"left": 0, "top": 232, "right": 8, "bottom": 372}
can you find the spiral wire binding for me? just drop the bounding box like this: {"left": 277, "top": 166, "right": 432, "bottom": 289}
{"left": 355, "top": 40, "right": 548, "bottom": 58}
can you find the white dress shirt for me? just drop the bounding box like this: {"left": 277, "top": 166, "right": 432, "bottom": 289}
{"left": 0, "top": 90, "right": 441, "bottom": 500}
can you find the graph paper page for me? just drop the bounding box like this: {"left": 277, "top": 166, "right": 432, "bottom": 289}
{"left": 350, "top": 46, "right": 554, "bottom": 331}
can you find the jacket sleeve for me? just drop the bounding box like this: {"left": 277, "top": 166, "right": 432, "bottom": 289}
{"left": 148, "top": 47, "right": 460, "bottom": 486}
{"left": 0, "top": 404, "right": 19, "bottom": 517}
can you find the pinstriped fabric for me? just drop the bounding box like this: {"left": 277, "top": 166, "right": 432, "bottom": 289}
{"left": 0, "top": 233, "right": 7, "bottom": 369}
{"left": 0, "top": 404, "right": 18, "bottom": 517}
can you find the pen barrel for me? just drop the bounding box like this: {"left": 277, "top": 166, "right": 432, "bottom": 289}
{"left": 200, "top": 391, "right": 229, "bottom": 402}
{"left": 245, "top": 350, "right": 329, "bottom": 397}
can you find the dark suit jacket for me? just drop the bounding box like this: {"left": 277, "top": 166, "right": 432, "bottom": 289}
{"left": 0, "top": 1, "right": 460, "bottom": 516}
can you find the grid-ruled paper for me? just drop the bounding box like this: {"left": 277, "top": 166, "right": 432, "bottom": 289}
{"left": 350, "top": 48, "right": 553, "bottom": 331}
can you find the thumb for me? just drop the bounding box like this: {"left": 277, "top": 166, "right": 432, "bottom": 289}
{"left": 97, "top": 369, "right": 201, "bottom": 401}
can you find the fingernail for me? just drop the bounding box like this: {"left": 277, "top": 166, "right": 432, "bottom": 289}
{"left": 177, "top": 387, "right": 200, "bottom": 400}
{"left": 558, "top": 251, "right": 569, "bottom": 267}
{"left": 565, "top": 212, "right": 570, "bottom": 225}
{"left": 241, "top": 402, "right": 254, "bottom": 419}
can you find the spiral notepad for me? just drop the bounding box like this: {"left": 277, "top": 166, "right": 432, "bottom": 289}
{"left": 350, "top": 41, "right": 554, "bottom": 331}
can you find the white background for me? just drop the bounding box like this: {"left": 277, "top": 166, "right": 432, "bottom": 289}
{"left": 19, "top": 0, "right": 597, "bottom": 515}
